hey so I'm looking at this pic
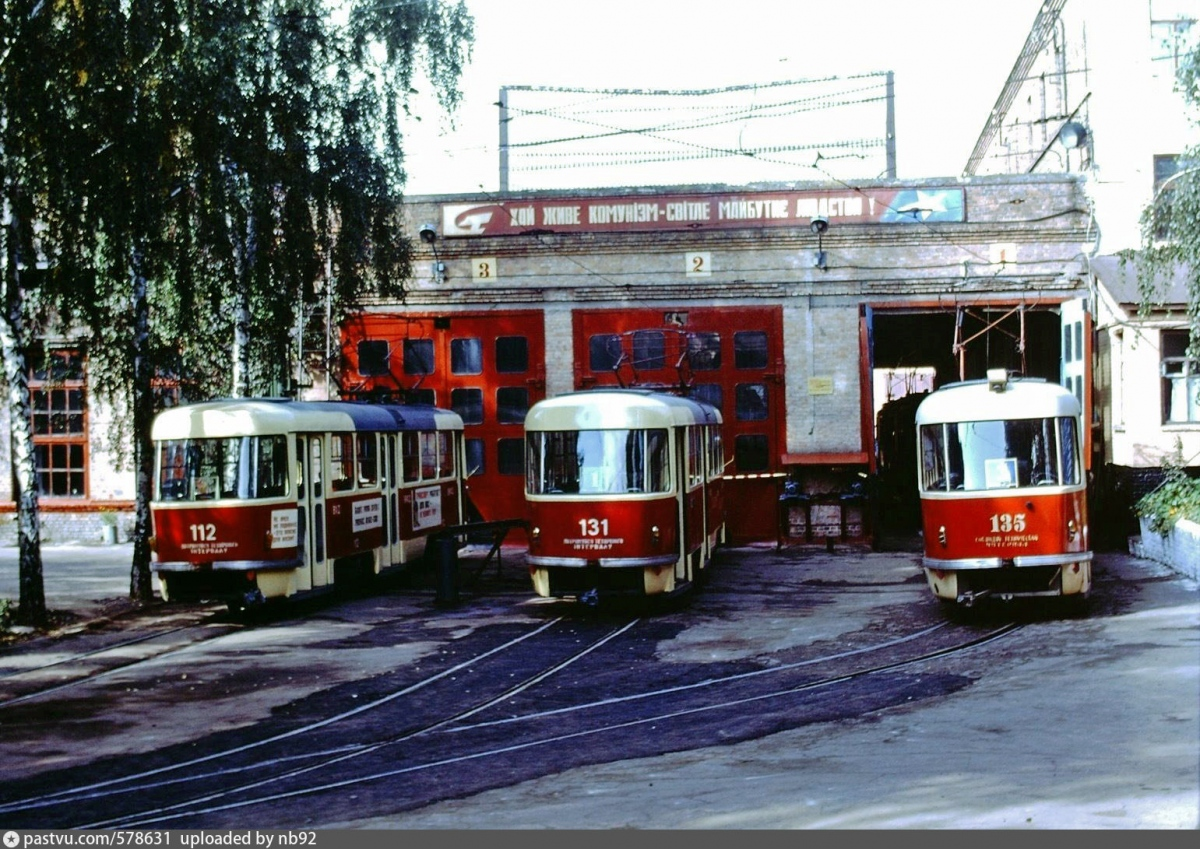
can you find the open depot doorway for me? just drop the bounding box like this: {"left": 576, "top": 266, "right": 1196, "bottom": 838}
{"left": 868, "top": 306, "right": 1065, "bottom": 546}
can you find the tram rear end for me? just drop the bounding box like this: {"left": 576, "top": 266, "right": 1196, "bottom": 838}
{"left": 915, "top": 370, "right": 1092, "bottom": 610}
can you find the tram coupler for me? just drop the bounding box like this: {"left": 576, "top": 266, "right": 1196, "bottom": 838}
{"left": 957, "top": 589, "right": 992, "bottom": 608}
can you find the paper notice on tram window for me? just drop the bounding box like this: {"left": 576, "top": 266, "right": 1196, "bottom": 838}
{"left": 985, "top": 457, "right": 1018, "bottom": 489}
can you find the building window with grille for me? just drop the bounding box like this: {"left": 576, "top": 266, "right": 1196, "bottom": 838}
{"left": 29, "top": 349, "right": 88, "bottom": 498}
{"left": 1162, "top": 330, "right": 1200, "bottom": 424}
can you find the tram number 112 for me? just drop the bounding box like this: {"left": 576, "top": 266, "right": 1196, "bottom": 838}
{"left": 579, "top": 518, "right": 609, "bottom": 536}
{"left": 989, "top": 513, "right": 1026, "bottom": 533}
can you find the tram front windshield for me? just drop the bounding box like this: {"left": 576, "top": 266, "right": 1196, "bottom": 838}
{"left": 527, "top": 429, "right": 669, "bottom": 495}
{"left": 155, "top": 436, "right": 290, "bottom": 501}
{"left": 920, "top": 416, "right": 1079, "bottom": 492}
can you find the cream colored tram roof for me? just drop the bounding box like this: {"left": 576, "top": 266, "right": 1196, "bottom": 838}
{"left": 524, "top": 389, "right": 722, "bottom": 431}
{"left": 915, "top": 378, "right": 1081, "bottom": 425}
{"left": 151, "top": 400, "right": 463, "bottom": 440}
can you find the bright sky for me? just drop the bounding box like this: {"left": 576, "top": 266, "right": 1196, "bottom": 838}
{"left": 398, "top": 0, "right": 1047, "bottom": 195}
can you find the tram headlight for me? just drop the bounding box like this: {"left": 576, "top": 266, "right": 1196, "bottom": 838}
{"left": 1067, "top": 519, "right": 1077, "bottom": 541}
{"left": 650, "top": 525, "right": 661, "bottom": 544}
{"left": 938, "top": 525, "right": 947, "bottom": 547}
{"left": 530, "top": 526, "right": 540, "bottom": 541}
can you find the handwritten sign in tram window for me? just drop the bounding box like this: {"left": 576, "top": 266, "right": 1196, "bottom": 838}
{"left": 985, "top": 457, "right": 1018, "bottom": 489}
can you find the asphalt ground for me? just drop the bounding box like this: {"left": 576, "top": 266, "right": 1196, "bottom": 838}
{"left": 0, "top": 540, "right": 1196, "bottom": 830}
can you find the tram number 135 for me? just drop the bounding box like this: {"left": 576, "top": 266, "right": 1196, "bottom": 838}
{"left": 579, "top": 518, "right": 610, "bottom": 536}
{"left": 989, "top": 513, "right": 1027, "bottom": 533}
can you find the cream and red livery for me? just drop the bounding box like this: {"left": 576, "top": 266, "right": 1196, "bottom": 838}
{"left": 151, "top": 399, "right": 464, "bottom": 609}
{"left": 524, "top": 389, "right": 725, "bottom": 601}
{"left": 915, "top": 370, "right": 1092, "bottom": 608}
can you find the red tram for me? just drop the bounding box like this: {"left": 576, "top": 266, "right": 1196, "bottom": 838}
{"left": 914, "top": 370, "right": 1092, "bottom": 608}
{"left": 150, "top": 399, "right": 464, "bottom": 609}
{"left": 523, "top": 389, "right": 725, "bottom": 601}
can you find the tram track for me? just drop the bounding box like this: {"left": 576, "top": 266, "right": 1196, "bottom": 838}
{"left": 0, "top": 611, "right": 236, "bottom": 708}
{"left": 0, "top": 608, "right": 1025, "bottom": 829}
{"left": 0, "top": 613, "right": 641, "bottom": 826}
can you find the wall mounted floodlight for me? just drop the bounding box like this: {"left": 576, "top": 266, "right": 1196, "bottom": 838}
{"left": 810, "top": 216, "right": 829, "bottom": 271}
{"left": 1058, "top": 122, "right": 1088, "bottom": 150}
{"left": 417, "top": 224, "right": 445, "bottom": 283}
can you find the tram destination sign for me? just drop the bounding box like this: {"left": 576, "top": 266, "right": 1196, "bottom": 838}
{"left": 439, "top": 187, "right": 965, "bottom": 237}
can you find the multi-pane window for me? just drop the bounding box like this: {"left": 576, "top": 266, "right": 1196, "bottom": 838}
{"left": 734, "top": 331, "right": 768, "bottom": 369}
{"left": 451, "top": 338, "right": 482, "bottom": 375}
{"left": 403, "top": 338, "right": 434, "bottom": 375}
{"left": 357, "top": 340, "right": 390, "bottom": 376}
{"left": 29, "top": 349, "right": 87, "bottom": 498}
{"left": 496, "top": 336, "right": 529, "bottom": 373}
{"left": 1162, "top": 330, "right": 1200, "bottom": 423}
{"left": 588, "top": 334, "right": 621, "bottom": 371}
{"left": 687, "top": 332, "right": 721, "bottom": 370}
{"left": 451, "top": 387, "right": 484, "bottom": 424}
{"left": 734, "top": 433, "right": 769, "bottom": 472}
{"left": 497, "top": 386, "right": 530, "bottom": 424}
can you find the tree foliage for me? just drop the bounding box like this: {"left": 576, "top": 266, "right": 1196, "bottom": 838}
{"left": 1137, "top": 40, "right": 1200, "bottom": 353}
{"left": 2, "top": 0, "right": 474, "bottom": 609}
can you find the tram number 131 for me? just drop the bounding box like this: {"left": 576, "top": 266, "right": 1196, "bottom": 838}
{"left": 989, "top": 513, "right": 1027, "bottom": 533}
{"left": 579, "top": 518, "right": 610, "bottom": 536}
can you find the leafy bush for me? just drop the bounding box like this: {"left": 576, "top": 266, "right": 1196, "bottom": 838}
{"left": 1136, "top": 466, "right": 1200, "bottom": 536}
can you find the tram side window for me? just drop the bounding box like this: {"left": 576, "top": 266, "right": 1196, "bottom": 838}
{"left": 709, "top": 428, "right": 725, "bottom": 479}
{"left": 254, "top": 436, "right": 289, "bottom": 497}
{"left": 420, "top": 431, "right": 438, "bottom": 479}
{"left": 437, "top": 431, "right": 455, "bottom": 478}
{"left": 331, "top": 434, "right": 355, "bottom": 492}
{"left": 401, "top": 431, "right": 420, "bottom": 483}
{"left": 311, "top": 438, "right": 323, "bottom": 497}
{"left": 1059, "top": 416, "right": 1080, "bottom": 485}
{"left": 734, "top": 434, "right": 769, "bottom": 473}
{"left": 687, "top": 427, "right": 703, "bottom": 488}
{"left": 357, "top": 434, "right": 378, "bottom": 487}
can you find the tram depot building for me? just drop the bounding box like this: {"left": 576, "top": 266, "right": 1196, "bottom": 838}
{"left": 341, "top": 173, "right": 1097, "bottom": 547}
{"left": 4, "top": 172, "right": 1194, "bottom": 549}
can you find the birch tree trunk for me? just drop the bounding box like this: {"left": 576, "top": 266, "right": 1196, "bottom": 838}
{"left": 128, "top": 242, "right": 154, "bottom": 603}
{"left": 1, "top": 204, "right": 46, "bottom": 627}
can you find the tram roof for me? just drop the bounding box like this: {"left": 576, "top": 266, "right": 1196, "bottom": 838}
{"left": 524, "top": 388, "right": 722, "bottom": 430}
{"left": 151, "top": 399, "right": 463, "bottom": 440}
{"left": 914, "top": 377, "right": 1081, "bottom": 425}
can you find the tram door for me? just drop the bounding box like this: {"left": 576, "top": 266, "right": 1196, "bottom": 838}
{"left": 675, "top": 428, "right": 690, "bottom": 585}
{"left": 297, "top": 434, "right": 328, "bottom": 589}
{"left": 1060, "top": 296, "right": 1092, "bottom": 468}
